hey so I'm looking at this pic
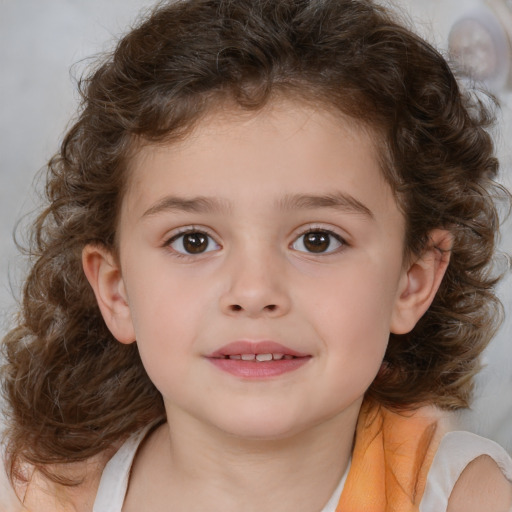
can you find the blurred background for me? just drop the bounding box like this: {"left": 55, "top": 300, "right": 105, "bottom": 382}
{"left": 0, "top": 0, "right": 511, "bottom": 450}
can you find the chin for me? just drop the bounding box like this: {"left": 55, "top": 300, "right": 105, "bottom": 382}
{"left": 205, "top": 406, "right": 299, "bottom": 441}
{"left": 209, "top": 407, "right": 309, "bottom": 441}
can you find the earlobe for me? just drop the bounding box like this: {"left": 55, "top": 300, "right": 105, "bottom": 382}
{"left": 391, "top": 230, "right": 452, "bottom": 334}
{"left": 82, "top": 244, "right": 136, "bottom": 344}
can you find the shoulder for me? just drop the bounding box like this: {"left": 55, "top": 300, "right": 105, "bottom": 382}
{"left": 1, "top": 453, "right": 111, "bottom": 512}
{"left": 0, "top": 465, "right": 26, "bottom": 512}
{"left": 421, "top": 430, "right": 512, "bottom": 512}
{"left": 447, "top": 454, "right": 512, "bottom": 512}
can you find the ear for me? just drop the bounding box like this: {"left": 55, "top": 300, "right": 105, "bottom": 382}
{"left": 82, "top": 244, "right": 136, "bottom": 344}
{"left": 391, "top": 229, "right": 452, "bottom": 334}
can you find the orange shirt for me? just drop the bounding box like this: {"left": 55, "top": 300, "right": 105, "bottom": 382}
{"left": 337, "top": 399, "right": 446, "bottom": 511}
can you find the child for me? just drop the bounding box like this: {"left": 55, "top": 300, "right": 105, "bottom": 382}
{"left": 1, "top": 0, "right": 512, "bottom": 510}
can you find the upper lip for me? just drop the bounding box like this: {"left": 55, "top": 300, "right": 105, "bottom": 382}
{"left": 207, "top": 341, "right": 310, "bottom": 358}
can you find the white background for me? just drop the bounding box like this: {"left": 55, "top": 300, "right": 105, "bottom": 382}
{"left": 1, "top": 0, "right": 511, "bottom": 450}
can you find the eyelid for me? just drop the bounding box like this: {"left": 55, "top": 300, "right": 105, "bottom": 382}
{"left": 165, "top": 224, "right": 215, "bottom": 239}
{"left": 290, "top": 224, "right": 349, "bottom": 254}
{"left": 291, "top": 223, "right": 349, "bottom": 242}
{"left": 163, "top": 225, "right": 222, "bottom": 255}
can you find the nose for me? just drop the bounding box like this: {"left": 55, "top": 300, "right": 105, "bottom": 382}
{"left": 219, "top": 247, "right": 291, "bottom": 318}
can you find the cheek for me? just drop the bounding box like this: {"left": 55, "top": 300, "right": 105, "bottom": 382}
{"left": 303, "top": 259, "right": 400, "bottom": 372}
{"left": 126, "top": 253, "right": 215, "bottom": 329}
{"left": 307, "top": 260, "right": 400, "bottom": 330}
{"left": 122, "top": 274, "right": 208, "bottom": 382}
{"left": 131, "top": 300, "right": 199, "bottom": 400}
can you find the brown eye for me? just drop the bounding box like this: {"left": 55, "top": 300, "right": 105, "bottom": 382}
{"left": 169, "top": 231, "right": 220, "bottom": 255}
{"left": 183, "top": 233, "right": 208, "bottom": 253}
{"left": 304, "top": 232, "right": 330, "bottom": 252}
{"left": 292, "top": 230, "right": 343, "bottom": 254}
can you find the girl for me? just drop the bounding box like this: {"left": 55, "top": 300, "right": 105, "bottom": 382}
{"left": 2, "top": 0, "right": 512, "bottom": 510}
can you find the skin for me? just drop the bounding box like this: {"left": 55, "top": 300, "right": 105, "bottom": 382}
{"left": 56, "top": 99, "right": 506, "bottom": 512}
{"left": 116, "top": 104, "right": 414, "bottom": 441}
{"left": 10, "top": 100, "right": 509, "bottom": 511}
{"left": 80, "top": 101, "right": 453, "bottom": 511}
{"left": 447, "top": 455, "right": 512, "bottom": 512}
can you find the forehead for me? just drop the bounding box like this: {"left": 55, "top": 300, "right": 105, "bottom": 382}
{"left": 122, "top": 100, "right": 398, "bottom": 223}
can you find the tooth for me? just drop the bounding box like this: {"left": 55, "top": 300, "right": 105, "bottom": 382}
{"left": 256, "top": 353, "right": 272, "bottom": 362}
{"left": 273, "top": 353, "right": 284, "bottom": 360}
{"left": 229, "top": 355, "right": 241, "bottom": 360}
{"left": 284, "top": 355, "right": 294, "bottom": 360}
{"left": 241, "top": 354, "right": 256, "bottom": 361}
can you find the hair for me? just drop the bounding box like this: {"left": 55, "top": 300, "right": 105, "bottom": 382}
{"left": 2, "top": 0, "right": 510, "bottom": 488}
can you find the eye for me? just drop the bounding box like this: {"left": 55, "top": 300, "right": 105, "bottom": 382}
{"left": 168, "top": 231, "right": 220, "bottom": 255}
{"left": 291, "top": 230, "right": 344, "bottom": 254}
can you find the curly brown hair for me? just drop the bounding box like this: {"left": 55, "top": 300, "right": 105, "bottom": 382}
{"left": 2, "top": 0, "right": 510, "bottom": 487}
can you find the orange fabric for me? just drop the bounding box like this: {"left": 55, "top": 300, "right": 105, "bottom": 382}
{"left": 336, "top": 400, "right": 443, "bottom": 512}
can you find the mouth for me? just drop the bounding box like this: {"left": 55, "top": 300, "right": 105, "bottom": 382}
{"left": 217, "top": 353, "right": 298, "bottom": 361}
{"left": 206, "top": 341, "right": 311, "bottom": 379}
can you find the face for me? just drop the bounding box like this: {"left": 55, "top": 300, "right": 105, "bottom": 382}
{"left": 91, "top": 102, "right": 419, "bottom": 440}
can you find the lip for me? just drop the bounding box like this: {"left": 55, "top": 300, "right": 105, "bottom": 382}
{"left": 207, "top": 340, "right": 310, "bottom": 359}
{"left": 206, "top": 340, "right": 311, "bottom": 379}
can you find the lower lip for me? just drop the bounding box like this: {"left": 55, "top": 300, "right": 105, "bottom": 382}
{"left": 207, "top": 357, "right": 311, "bottom": 379}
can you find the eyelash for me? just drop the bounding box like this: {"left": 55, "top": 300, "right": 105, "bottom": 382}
{"left": 164, "top": 227, "right": 220, "bottom": 258}
{"left": 164, "top": 226, "right": 347, "bottom": 258}
{"left": 290, "top": 227, "right": 347, "bottom": 255}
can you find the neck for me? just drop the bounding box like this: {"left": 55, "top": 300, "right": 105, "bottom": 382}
{"left": 125, "top": 402, "right": 360, "bottom": 512}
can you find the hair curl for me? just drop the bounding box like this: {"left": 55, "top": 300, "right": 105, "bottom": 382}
{"left": 2, "top": 0, "right": 510, "bottom": 487}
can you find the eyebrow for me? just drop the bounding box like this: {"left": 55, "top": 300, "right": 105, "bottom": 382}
{"left": 277, "top": 192, "right": 374, "bottom": 218}
{"left": 142, "top": 196, "right": 232, "bottom": 218}
{"left": 141, "top": 191, "right": 374, "bottom": 219}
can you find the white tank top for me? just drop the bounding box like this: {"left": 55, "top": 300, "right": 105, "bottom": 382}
{"left": 92, "top": 427, "right": 512, "bottom": 512}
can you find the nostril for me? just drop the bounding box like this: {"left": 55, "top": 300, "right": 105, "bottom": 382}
{"left": 228, "top": 304, "right": 277, "bottom": 313}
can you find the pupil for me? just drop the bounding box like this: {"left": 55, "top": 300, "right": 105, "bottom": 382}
{"left": 304, "top": 232, "right": 329, "bottom": 253}
{"left": 184, "top": 233, "right": 208, "bottom": 253}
